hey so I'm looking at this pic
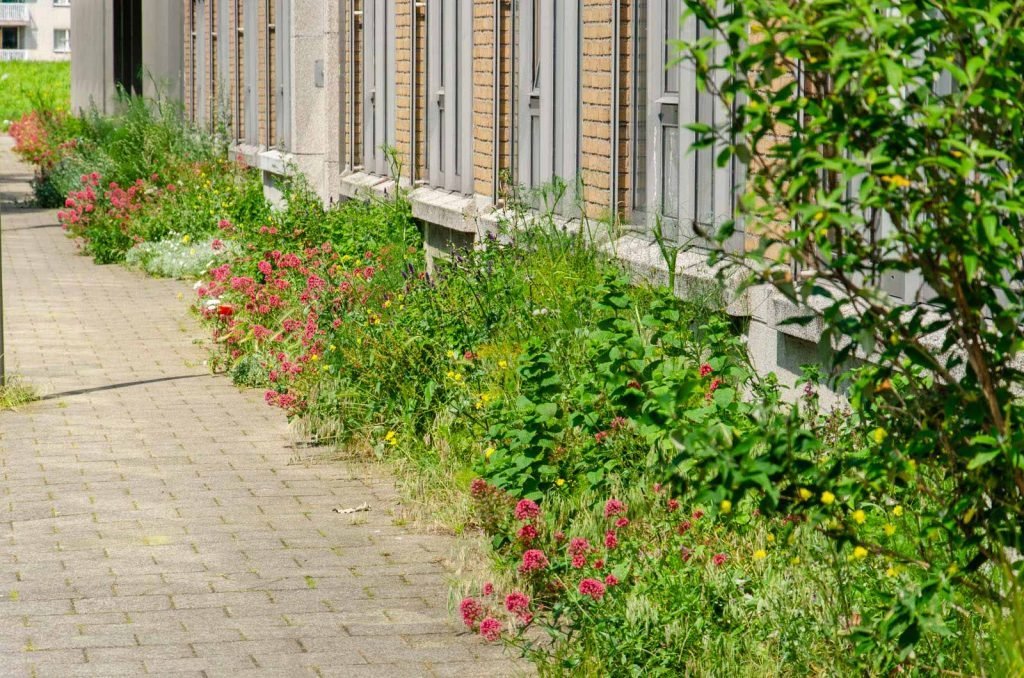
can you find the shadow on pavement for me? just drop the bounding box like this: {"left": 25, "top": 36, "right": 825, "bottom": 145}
{"left": 41, "top": 374, "right": 211, "bottom": 401}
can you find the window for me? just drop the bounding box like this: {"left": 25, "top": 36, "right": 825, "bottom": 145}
{"left": 54, "top": 0, "right": 71, "bottom": 7}
{"left": 636, "top": 0, "right": 742, "bottom": 249}
{"left": 426, "top": 0, "right": 472, "bottom": 193}
{"left": 274, "top": 0, "right": 291, "bottom": 149}
{"left": 242, "top": 0, "right": 259, "bottom": 144}
{"left": 191, "top": 0, "right": 208, "bottom": 125}
{"left": 360, "top": 0, "right": 395, "bottom": 174}
{"left": 518, "top": 0, "right": 580, "bottom": 204}
{"left": 53, "top": 28, "right": 69, "bottom": 53}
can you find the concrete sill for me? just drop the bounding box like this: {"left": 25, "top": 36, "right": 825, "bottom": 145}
{"left": 608, "top": 234, "right": 754, "bottom": 318}
{"left": 408, "top": 186, "right": 493, "bottom": 234}
{"left": 339, "top": 170, "right": 396, "bottom": 200}
{"left": 231, "top": 144, "right": 293, "bottom": 176}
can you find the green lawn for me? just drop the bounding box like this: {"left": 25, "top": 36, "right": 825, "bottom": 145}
{"left": 0, "top": 61, "right": 70, "bottom": 131}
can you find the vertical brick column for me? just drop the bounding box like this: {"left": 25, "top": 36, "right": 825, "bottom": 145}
{"left": 472, "top": 0, "right": 495, "bottom": 199}
{"left": 579, "top": 0, "right": 613, "bottom": 217}
{"left": 395, "top": 0, "right": 412, "bottom": 177}
{"left": 256, "top": 0, "right": 268, "bottom": 147}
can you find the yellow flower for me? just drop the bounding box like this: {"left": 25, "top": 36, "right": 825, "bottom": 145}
{"left": 720, "top": 500, "right": 732, "bottom": 514}
{"left": 886, "top": 567, "right": 898, "bottom": 578}
{"left": 950, "top": 150, "right": 963, "bottom": 158}
{"left": 484, "top": 446, "right": 495, "bottom": 459}
{"left": 852, "top": 509, "right": 867, "bottom": 525}
{"left": 181, "top": 234, "right": 191, "bottom": 244}
{"left": 947, "top": 563, "right": 959, "bottom": 575}
{"left": 853, "top": 546, "right": 869, "bottom": 560}
{"left": 766, "top": 534, "right": 775, "bottom": 543}
{"left": 883, "top": 523, "right": 896, "bottom": 536}
{"left": 753, "top": 549, "right": 767, "bottom": 560}
{"left": 555, "top": 478, "right": 565, "bottom": 487}
{"left": 821, "top": 491, "right": 836, "bottom": 506}
{"left": 498, "top": 360, "right": 508, "bottom": 369}
{"left": 383, "top": 299, "right": 392, "bottom": 309}
{"left": 871, "top": 427, "right": 887, "bottom": 444}
{"left": 881, "top": 174, "right": 912, "bottom": 188}
{"left": 475, "top": 400, "right": 483, "bottom": 410}
{"left": 892, "top": 505, "right": 904, "bottom": 517}
{"left": 329, "top": 344, "right": 337, "bottom": 351}
{"left": 790, "top": 556, "right": 801, "bottom": 565}
{"left": 384, "top": 431, "right": 397, "bottom": 446}
{"left": 798, "top": 488, "right": 812, "bottom": 501}
{"left": 310, "top": 354, "right": 319, "bottom": 362}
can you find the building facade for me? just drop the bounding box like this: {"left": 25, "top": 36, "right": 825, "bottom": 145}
{"left": 0, "top": 0, "right": 71, "bottom": 62}
{"left": 69, "top": 0, "right": 184, "bottom": 114}
{"left": 175, "top": 0, "right": 844, "bottom": 399}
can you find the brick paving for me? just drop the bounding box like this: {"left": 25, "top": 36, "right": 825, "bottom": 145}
{"left": 0, "top": 137, "right": 523, "bottom": 677}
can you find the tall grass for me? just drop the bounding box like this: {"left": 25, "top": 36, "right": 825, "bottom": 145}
{"left": 0, "top": 61, "right": 70, "bottom": 131}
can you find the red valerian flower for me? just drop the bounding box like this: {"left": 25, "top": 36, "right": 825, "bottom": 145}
{"left": 516, "top": 524, "right": 538, "bottom": 543}
{"left": 479, "top": 617, "right": 502, "bottom": 642}
{"left": 217, "top": 305, "right": 234, "bottom": 317}
{"left": 604, "top": 499, "right": 627, "bottom": 518}
{"left": 519, "top": 549, "right": 550, "bottom": 573}
{"left": 604, "top": 530, "right": 618, "bottom": 550}
{"left": 615, "top": 517, "right": 630, "bottom": 529}
{"left": 667, "top": 498, "right": 681, "bottom": 512}
{"left": 700, "top": 363, "right": 714, "bottom": 377}
{"left": 514, "top": 498, "right": 541, "bottom": 521}
{"left": 568, "top": 537, "right": 591, "bottom": 555}
{"left": 504, "top": 592, "right": 530, "bottom": 615}
{"left": 571, "top": 553, "right": 587, "bottom": 569}
{"left": 482, "top": 582, "right": 494, "bottom": 596}
{"left": 705, "top": 377, "right": 723, "bottom": 401}
{"left": 712, "top": 552, "right": 729, "bottom": 567}
{"left": 604, "top": 573, "right": 620, "bottom": 586}
{"left": 578, "top": 578, "right": 607, "bottom": 600}
{"left": 459, "top": 597, "right": 483, "bottom": 629}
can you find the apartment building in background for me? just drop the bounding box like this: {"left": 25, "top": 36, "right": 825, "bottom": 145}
{"left": 69, "top": 1, "right": 864, "bottom": 398}
{"left": 0, "top": 0, "right": 71, "bottom": 61}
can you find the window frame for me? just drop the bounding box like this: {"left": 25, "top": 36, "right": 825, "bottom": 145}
{"left": 517, "top": 0, "right": 580, "bottom": 201}
{"left": 275, "top": 0, "right": 291, "bottom": 149}
{"left": 361, "top": 0, "right": 396, "bottom": 175}
{"left": 52, "top": 28, "right": 70, "bottom": 53}
{"left": 425, "top": 0, "right": 473, "bottom": 194}
{"left": 640, "top": 1, "right": 743, "bottom": 250}
{"left": 242, "top": 0, "right": 259, "bottom": 145}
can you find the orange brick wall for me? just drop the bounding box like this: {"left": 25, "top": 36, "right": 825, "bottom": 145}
{"left": 580, "top": 0, "right": 613, "bottom": 216}
{"left": 471, "top": 0, "right": 495, "bottom": 198}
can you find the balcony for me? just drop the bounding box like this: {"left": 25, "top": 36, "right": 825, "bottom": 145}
{"left": 0, "top": 49, "right": 26, "bottom": 61}
{"left": 0, "top": 4, "right": 30, "bottom": 26}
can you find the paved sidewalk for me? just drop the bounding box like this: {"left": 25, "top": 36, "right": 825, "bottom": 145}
{"left": 0, "top": 137, "right": 521, "bottom": 677}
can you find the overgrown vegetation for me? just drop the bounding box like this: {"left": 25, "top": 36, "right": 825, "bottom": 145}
{"left": 11, "top": 6, "right": 1024, "bottom": 666}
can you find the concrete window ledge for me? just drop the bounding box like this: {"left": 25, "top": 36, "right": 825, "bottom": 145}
{"left": 231, "top": 144, "right": 293, "bottom": 175}
{"left": 339, "top": 171, "right": 396, "bottom": 200}
{"left": 609, "top": 234, "right": 755, "bottom": 318}
{"left": 407, "top": 186, "right": 494, "bottom": 234}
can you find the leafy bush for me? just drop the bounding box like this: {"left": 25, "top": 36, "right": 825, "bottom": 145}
{"left": 674, "top": 0, "right": 1024, "bottom": 667}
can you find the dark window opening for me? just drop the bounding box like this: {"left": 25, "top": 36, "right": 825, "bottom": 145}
{"left": 113, "top": 0, "right": 143, "bottom": 96}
